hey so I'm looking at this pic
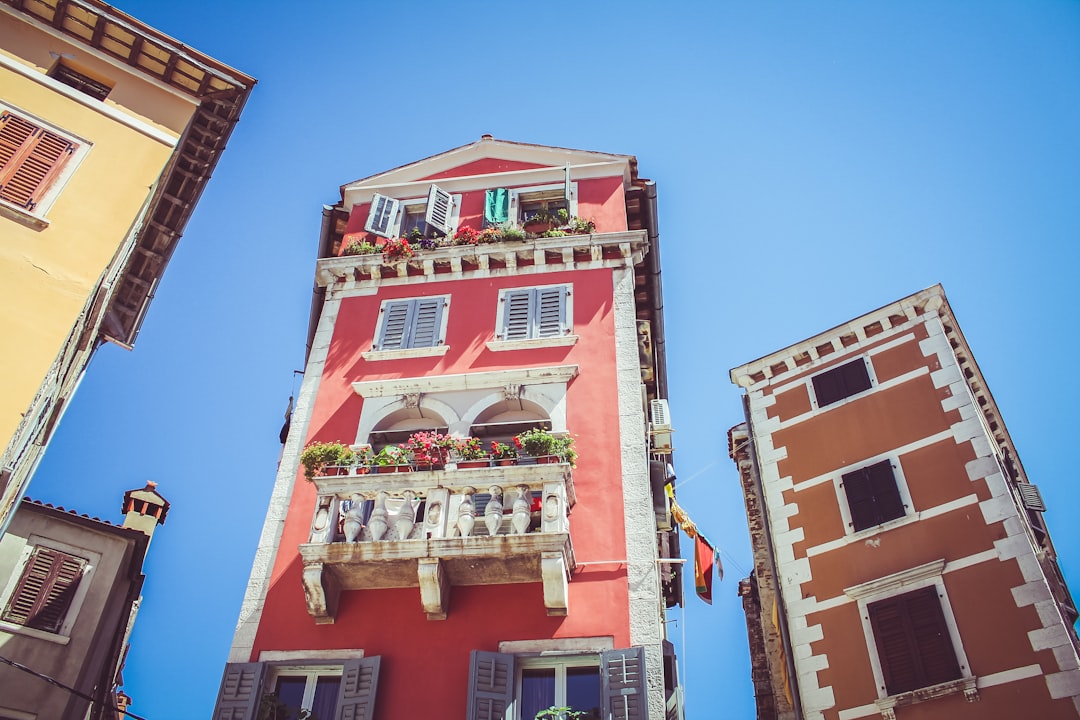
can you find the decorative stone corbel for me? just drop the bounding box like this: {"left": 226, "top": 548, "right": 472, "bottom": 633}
{"left": 402, "top": 392, "right": 422, "bottom": 409}
{"left": 541, "top": 550, "right": 569, "bottom": 616}
{"left": 418, "top": 557, "right": 449, "bottom": 620}
{"left": 502, "top": 384, "right": 523, "bottom": 402}
{"left": 302, "top": 563, "right": 340, "bottom": 625}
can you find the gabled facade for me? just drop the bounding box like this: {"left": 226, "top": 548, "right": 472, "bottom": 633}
{"left": 215, "top": 137, "right": 682, "bottom": 720}
{"left": 0, "top": 0, "right": 254, "bottom": 534}
{"left": 0, "top": 483, "right": 168, "bottom": 719}
{"left": 729, "top": 285, "right": 1080, "bottom": 720}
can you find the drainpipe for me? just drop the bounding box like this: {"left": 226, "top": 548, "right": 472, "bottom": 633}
{"left": 305, "top": 205, "right": 337, "bottom": 363}
{"left": 743, "top": 395, "right": 804, "bottom": 720}
{"left": 643, "top": 182, "right": 668, "bottom": 400}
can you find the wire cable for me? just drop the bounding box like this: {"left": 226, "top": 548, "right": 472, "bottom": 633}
{"left": 0, "top": 654, "right": 149, "bottom": 720}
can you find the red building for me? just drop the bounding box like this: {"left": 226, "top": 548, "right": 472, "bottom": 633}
{"left": 729, "top": 285, "right": 1080, "bottom": 720}
{"left": 213, "top": 137, "right": 682, "bottom": 719}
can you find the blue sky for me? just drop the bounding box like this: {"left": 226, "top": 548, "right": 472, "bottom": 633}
{"left": 25, "top": 1, "right": 1080, "bottom": 718}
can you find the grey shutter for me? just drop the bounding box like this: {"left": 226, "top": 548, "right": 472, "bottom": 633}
{"left": 502, "top": 289, "right": 534, "bottom": 340}
{"left": 1018, "top": 483, "right": 1046, "bottom": 512}
{"left": 212, "top": 662, "right": 266, "bottom": 720}
{"left": 335, "top": 656, "right": 381, "bottom": 720}
{"left": 535, "top": 287, "right": 567, "bottom": 337}
{"left": 364, "top": 193, "right": 400, "bottom": 238}
{"left": 377, "top": 300, "right": 413, "bottom": 350}
{"left": 425, "top": 184, "right": 455, "bottom": 234}
{"left": 602, "top": 647, "right": 647, "bottom": 720}
{"left": 467, "top": 650, "right": 514, "bottom": 720}
{"left": 409, "top": 298, "right": 445, "bottom": 348}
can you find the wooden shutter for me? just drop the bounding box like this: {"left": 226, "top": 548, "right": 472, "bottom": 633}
{"left": 2, "top": 545, "right": 86, "bottom": 632}
{"left": 501, "top": 289, "right": 534, "bottom": 340}
{"left": 335, "top": 656, "right": 381, "bottom": 720}
{"left": 0, "top": 113, "right": 76, "bottom": 210}
{"left": 812, "top": 358, "right": 872, "bottom": 407}
{"left": 842, "top": 460, "right": 903, "bottom": 531}
{"left": 601, "top": 647, "right": 647, "bottom": 720}
{"left": 212, "top": 662, "right": 266, "bottom": 720}
{"left": 535, "top": 286, "right": 568, "bottom": 337}
{"left": 364, "top": 193, "right": 400, "bottom": 237}
{"left": 466, "top": 650, "right": 514, "bottom": 720}
{"left": 425, "top": 184, "right": 455, "bottom": 234}
{"left": 409, "top": 298, "right": 445, "bottom": 348}
{"left": 868, "top": 586, "right": 961, "bottom": 695}
{"left": 376, "top": 300, "right": 413, "bottom": 350}
{"left": 1018, "top": 483, "right": 1046, "bottom": 512}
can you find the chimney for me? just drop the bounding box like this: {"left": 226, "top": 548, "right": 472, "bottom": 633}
{"left": 121, "top": 481, "right": 170, "bottom": 542}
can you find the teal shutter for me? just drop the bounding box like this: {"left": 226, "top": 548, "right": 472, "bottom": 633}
{"left": 335, "top": 656, "right": 381, "bottom": 720}
{"left": 602, "top": 647, "right": 647, "bottom": 720}
{"left": 467, "top": 650, "right": 515, "bottom": 720}
{"left": 484, "top": 188, "right": 510, "bottom": 225}
{"left": 212, "top": 663, "right": 266, "bottom": 720}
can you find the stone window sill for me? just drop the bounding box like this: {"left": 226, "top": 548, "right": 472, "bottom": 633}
{"left": 486, "top": 336, "right": 578, "bottom": 352}
{"left": 362, "top": 345, "right": 450, "bottom": 361}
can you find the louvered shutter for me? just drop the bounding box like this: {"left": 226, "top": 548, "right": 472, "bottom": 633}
{"left": 842, "top": 467, "right": 877, "bottom": 532}
{"left": 335, "top": 656, "right": 381, "bottom": 720}
{"left": 364, "top": 193, "right": 400, "bottom": 238}
{"left": 813, "top": 359, "right": 872, "bottom": 407}
{"left": 466, "top": 650, "right": 514, "bottom": 720}
{"left": 2, "top": 546, "right": 86, "bottom": 633}
{"left": 376, "top": 301, "right": 413, "bottom": 350}
{"left": 1018, "top": 483, "right": 1046, "bottom": 512}
{"left": 535, "top": 287, "right": 567, "bottom": 337}
{"left": 869, "top": 587, "right": 961, "bottom": 695}
{"left": 866, "top": 460, "right": 904, "bottom": 524}
{"left": 409, "top": 298, "right": 444, "bottom": 348}
{"left": 212, "top": 662, "right": 266, "bottom": 720}
{"left": 601, "top": 647, "right": 647, "bottom": 720}
{"left": 501, "top": 289, "right": 534, "bottom": 340}
{"left": 0, "top": 113, "right": 75, "bottom": 210}
{"left": 425, "top": 184, "right": 455, "bottom": 234}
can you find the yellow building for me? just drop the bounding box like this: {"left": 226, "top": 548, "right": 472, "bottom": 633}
{"left": 0, "top": 1, "right": 254, "bottom": 532}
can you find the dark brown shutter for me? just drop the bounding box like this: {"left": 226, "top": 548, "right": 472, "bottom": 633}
{"left": 842, "top": 460, "right": 904, "bottom": 531}
{"left": 2, "top": 545, "right": 86, "bottom": 633}
{"left": 868, "top": 586, "right": 961, "bottom": 695}
{"left": 0, "top": 112, "right": 76, "bottom": 210}
{"left": 812, "top": 358, "right": 872, "bottom": 407}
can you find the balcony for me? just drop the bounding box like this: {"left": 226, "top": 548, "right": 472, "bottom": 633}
{"left": 299, "top": 462, "right": 576, "bottom": 623}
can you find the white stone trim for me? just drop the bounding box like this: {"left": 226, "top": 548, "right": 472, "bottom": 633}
{"left": 776, "top": 366, "right": 928, "bottom": 433}
{"left": 353, "top": 365, "right": 578, "bottom": 398}
{"left": 259, "top": 649, "right": 366, "bottom": 662}
{"left": 611, "top": 267, "right": 665, "bottom": 720}
{"left": 229, "top": 294, "right": 343, "bottom": 661}
{"left": 362, "top": 345, "right": 450, "bottom": 361}
{"left": 486, "top": 335, "right": 579, "bottom": 352}
{"left": 498, "top": 636, "right": 615, "bottom": 654}
{"left": 843, "top": 559, "right": 946, "bottom": 600}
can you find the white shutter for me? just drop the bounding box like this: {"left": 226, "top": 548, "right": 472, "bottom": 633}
{"left": 425, "top": 184, "right": 455, "bottom": 234}
{"left": 501, "top": 289, "right": 533, "bottom": 340}
{"left": 410, "top": 298, "right": 445, "bottom": 348}
{"left": 376, "top": 300, "right": 412, "bottom": 350}
{"left": 535, "top": 286, "right": 567, "bottom": 337}
{"left": 335, "top": 656, "right": 381, "bottom": 720}
{"left": 364, "top": 193, "right": 400, "bottom": 238}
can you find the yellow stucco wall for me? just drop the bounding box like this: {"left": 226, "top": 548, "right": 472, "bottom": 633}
{"left": 0, "top": 17, "right": 191, "bottom": 446}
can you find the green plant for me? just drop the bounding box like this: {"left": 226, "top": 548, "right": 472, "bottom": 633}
{"left": 567, "top": 216, "right": 596, "bottom": 234}
{"left": 514, "top": 428, "right": 559, "bottom": 457}
{"left": 454, "top": 436, "right": 489, "bottom": 461}
{"left": 372, "top": 445, "right": 409, "bottom": 466}
{"left": 535, "top": 707, "right": 586, "bottom": 720}
{"left": 342, "top": 238, "right": 379, "bottom": 256}
{"left": 258, "top": 693, "right": 313, "bottom": 720}
{"left": 539, "top": 229, "right": 569, "bottom": 238}
{"left": 490, "top": 441, "right": 518, "bottom": 460}
{"left": 499, "top": 224, "right": 527, "bottom": 242}
{"left": 477, "top": 227, "right": 503, "bottom": 244}
{"left": 383, "top": 237, "right": 415, "bottom": 261}
{"left": 555, "top": 208, "right": 569, "bottom": 225}
{"left": 299, "top": 441, "right": 351, "bottom": 481}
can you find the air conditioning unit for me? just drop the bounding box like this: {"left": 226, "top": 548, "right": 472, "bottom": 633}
{"left": 650, "top": 399, "right": 673, "bottom": 454}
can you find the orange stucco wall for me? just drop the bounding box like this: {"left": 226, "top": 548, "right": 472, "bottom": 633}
{"left": 252, "top": 267, "right": 633, "bottom": 716}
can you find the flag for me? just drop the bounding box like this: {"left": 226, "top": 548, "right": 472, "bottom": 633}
{"left": 694, "top": 535, "right": 719, "bottom": 604}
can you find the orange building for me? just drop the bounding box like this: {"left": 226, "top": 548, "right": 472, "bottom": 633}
{"left": 729, "top": 285, "right": 1079, "bottom": 720}
{"left": 213, "top": 137, "right": 682, "bottom": 720}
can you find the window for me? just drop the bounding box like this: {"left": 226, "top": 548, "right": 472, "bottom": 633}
{"left": 49, "top": 62, "right": 112, "bottom": 101}
{"left": 364, "top": 185, "right": 459, "bottom": 239}
{"left": 496, "top": 285, "right": 571, "bottom": 341}
{"left": 214, "top": 658, "right": 381, "bottom": 720}
{"left": 811, "top": 358, "right": 872, "bottom": 407}
{"left": 467, "top": 648, "right": 645, "bottom": 720}
{"left": 0, "top": 111, "right": 78, "bottom": 212}
{"left": 373, "top": 296, "right": 449, "bottom": 351}
{"left": 868, "top": 586, "right": 963, "bottom": 695}
{"left": 506, "top": 182, "right": 578, "bottom": 226}
{"left": 1, "top": 545, "right": 87, "bottom": 633}
{"left": 841, "top": 459, "right": 906, "bottom": 532}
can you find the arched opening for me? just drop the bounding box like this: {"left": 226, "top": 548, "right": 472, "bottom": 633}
{"left": 368, "top": 408, "right": 450, "bottom": 448}
{"left": 469, "top": 398, "right": 551, "bottom": 441}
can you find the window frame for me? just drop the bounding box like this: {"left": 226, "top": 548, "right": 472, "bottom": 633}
{"left": 363, "top": 185, "right": 460, "bottom": 239}
{"left": 214, "top": 657, "right": 381, "bottom": 720}
{"left": 0, "top": 107, "right": 89, "bottom": 226}
{"left": 809, "top": 356, "right": 876, "bottom": 409}
{"left": 266, "top": 664, "right": 344, "bottom": 718}
{"left": 0, "top": 536, "right": 98, "bottom": 644}
{"left": 845, "top": 561, "right": 975, "bottom": 706}
{"left": 836, "top": 458, "right": 912, "bottom": 534}
{"left": 507, "top": 182, "right": 579, "bottom": 226}
{"left": 515, "top": 654, "right": 603, "bottom": 720}
{"left": 491, "top": 284, "right": 575, "bottom": 349}
{"left": 366, "top": 295, "right": 451, "bottom": 360}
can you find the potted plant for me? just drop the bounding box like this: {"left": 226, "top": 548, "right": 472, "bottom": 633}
{"left": 341, "top": 238, "right": 379, "bottom": 256}
{"left": 452, "top": 225, "right": 481, "bottom": 246}
{"left": 567, "top": 216, "right": 596, "bottom": 234}
{"left": 382, "top": 237, "right": 414, "bottom": 261}
{"left": 372, "top": 445, "right": 410, "bottom": 473}
{"left": 405, "top": 431, "right": 453, "bottom": 469}
{"left": 350, "top": 445, "right": 373, "bottom": 474}
{"left": 454, "top": 436, "right": 490, "bottom": 468}
{"left": 300, "top": 441, "right": 352, "bottom": 481}
{"left": 514, "top": 428, "right": 575, "bottom": 465}
{"left": 490, "top": 441, "right": 518, "bottom": 466}
{"left": 535, "top": 707, "right": 587, "bottom": 720}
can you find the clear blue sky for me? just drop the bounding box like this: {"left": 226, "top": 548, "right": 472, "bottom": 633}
{"left": 27, "top": 2, "right": 1080, "bottom": 718}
